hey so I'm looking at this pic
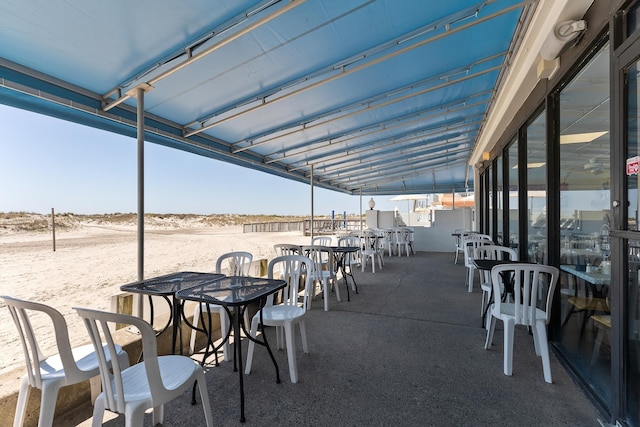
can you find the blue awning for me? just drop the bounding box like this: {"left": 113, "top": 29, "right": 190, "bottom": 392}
{"left": 0, "top": 0, "right": 535, "bottom": 195}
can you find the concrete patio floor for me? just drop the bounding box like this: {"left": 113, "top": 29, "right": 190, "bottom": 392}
{"left": 59, "top": 251, "right": 602, "bottom": 426}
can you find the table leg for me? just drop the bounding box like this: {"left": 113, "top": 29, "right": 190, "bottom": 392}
{"left": 234, "top": 305, "right": 246, "bottom": 422}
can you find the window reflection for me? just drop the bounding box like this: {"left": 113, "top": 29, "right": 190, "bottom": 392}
{"left": 557, "top": 42, "right": 611, "bottom": 404}
{"left": 526, "top": 111, "right": 547, "bottom": 264}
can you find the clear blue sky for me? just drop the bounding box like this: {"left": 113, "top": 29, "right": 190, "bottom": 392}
{"left": 0, "top": 105, "right": 401, "bottom": 216}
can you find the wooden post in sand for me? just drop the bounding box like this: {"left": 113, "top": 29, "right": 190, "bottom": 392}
{"left": 51, "top": 207, "right": 56, "bottom": 252}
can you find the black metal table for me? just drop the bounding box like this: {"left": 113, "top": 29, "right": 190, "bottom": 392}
{"left": 330, "top": 246, "right": 359, "bottom": 299}
{"left": 120, "top": 271, "right": 225, "bottom": 355}
{"left": 176, "top": 276, "right": 286, "bottom": 423}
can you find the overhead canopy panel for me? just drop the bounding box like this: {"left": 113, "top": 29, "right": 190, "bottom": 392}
{"left": 0, "top": 0, "right": 534, "bottom": 195}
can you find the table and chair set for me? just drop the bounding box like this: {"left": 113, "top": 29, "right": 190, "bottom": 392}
{"left": 456, "top": 229, "right": 561, "bottom": 384}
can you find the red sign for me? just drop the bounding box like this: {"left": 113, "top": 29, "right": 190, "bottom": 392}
{"left": 627, "top": 156, "right": 639, "bottom": 176}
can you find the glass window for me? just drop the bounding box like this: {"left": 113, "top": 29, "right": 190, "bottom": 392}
{"left": 488, "top": 164, "right": 493, "bottom": 238}
{"left": 526, "top": 111, "right": 547, "bottom": 264}
{"left": 557, "top": 42, "right": 611, "bottom": 404}
{"left": 496, "top": 155, "right": 504, "bottom": 246}
{"left": 507, "top": 138, "right": 519, "bottom": 257}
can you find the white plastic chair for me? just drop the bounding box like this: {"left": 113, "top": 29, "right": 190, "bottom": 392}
{"left": 244, "top": 255, "right": 313, "bottom": 383}
{"left": 301, "top": 245, "right": 339, "bottom": 311}
{"left": 381, "top": 229, "right": 395, "bottom": 256}
{"left": 189, "top": 251, "right": 253, "bottom": 360}
{"left": 395, "top": 228, "right": 411, "bottom": 257}
{"left": 453, "top": 229, "right": 470, "bottom": 263}
{"left": 360, "top": 231, "right": 383, "bottom": 273}
{"left": 463, "top": 235, "right": 493, "bottom": 292}
{"left": 75, "top": 307, "right": 213, "bottom": 427}
{"left": 311, "top": 236, "right": 333, "bottom": 246}
{"left": 475, "top": 245, "right": 518, "bottom": 319}
{"left": 484, "top": 263, "right": 559, "bottom": 383}
{"left": 274, "top": 243, "right": 301, "bottom": 256}
{"left": 338, "top": 235, "right": 361, "bottom": 286}
{"left": 2, "top": 295, "right": 129, "bottom": 427}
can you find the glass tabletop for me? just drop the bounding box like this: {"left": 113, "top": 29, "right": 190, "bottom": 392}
{"left": 175, "top": 276, "right": 286, "bottom": 307}
{"left": 120, "top": 271, "right": 226, "bottom": 296}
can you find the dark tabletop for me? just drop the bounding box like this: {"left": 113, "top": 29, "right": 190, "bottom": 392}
{"left": 175, "top": 276, "right": 286, "bottom": 307}
{"left": 473, "top": 259, "right": 521, "bottom": 271}
{"left": 120, "top": 271, "right": 226, "bottom": 296}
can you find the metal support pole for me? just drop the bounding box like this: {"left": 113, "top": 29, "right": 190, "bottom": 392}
{"left": 359, "top": 189, "right": 363, "bottom": 231}
{"left": 310, "top": 165, "right": 314, "bottom": 240}
{"left": 136, "top": 87, "right": 145, "bottom": 317}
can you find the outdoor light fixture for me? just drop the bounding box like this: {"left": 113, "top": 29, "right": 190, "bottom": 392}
{"left": 482, "top": 151, "right": 490, "bottom": 161}
{"left": 368, "top": 197, "right": 376, "bottom": 210}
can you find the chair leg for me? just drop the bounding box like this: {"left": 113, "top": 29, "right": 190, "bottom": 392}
{"left": 467, "top": 267, "right": 475, "bottom": 292}
{"left": 484, "top": 315, "right": 496, "bottom": 349}
{"left": 299, "top": 320, "right": 309, "bottom": 354}
{"left": 503, "top": 318, "right": 516, "bottom": 376}
{"left": 244, "top": 317, "right": 259, "bottom": 375}
{"left": 219, "top": 309, "right": 231, "bottom": 361}
{"left": 534, "top": 321, "right": 553, "bottom": 383}
{"left": 333, "top": 278, "right": 341, "bottom": 303}
{"left": 39, "top": 381, "right": 62, "bottom": 427}
{"left": 14, "top": 376, "right": 30, "bottom": 427}
{"left": 323, "top": 279, "right": 329, "bottom": 311}
{"left": 189, "top": 305, "right": 202, "bottom": 355}
{"left": 152, "top": 404, "right": 164, "bottom": 426}
{"left": 91, "top": 394, "right": 106, "bottom": 427}
{"left": 196, "top": 370, "right": 214, "bottom": 427}
{"left": 284, "top": 322, "right": 298, "bottom": 383}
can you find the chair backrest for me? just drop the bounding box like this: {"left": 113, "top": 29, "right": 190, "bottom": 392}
{"left": 274, "top": 243, "right": 302, "bottom": 256}
{"left": 311, "top": 236, "right": 333, "bottom": 246}
{"left": 463, "top": 237, "right": 494, "bottom": 267}
{"left": 476, "top": 245, "right": 518, "bottom": 262}
{"left": 215, "top": 251, "right": 253, "bottom": 276}
{"left": 490, "top": 263, "right": 559, "bottom": 326}
{"left": 337, "top": 236, "right": 360, "bottom": 248}
{"left": 74, "top": 307, "right": 164, "bottom": 414}
{"left": 267, "top": 255, "right": 313, "bottom": 309}
{"left": 301, "top": 245, "right": 336, "bottom": 279}
{"left": 360, "top": 232, "right": 379, "bottom": 254}
{"left": 2, "top": 295, "right": 87, "bottom": 387}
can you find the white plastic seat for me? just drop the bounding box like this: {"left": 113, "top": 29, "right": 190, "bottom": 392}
{"left": 381, "top": 229, "right": 395, "bottom": 256}
{"left": 311, "top": 236, "right": 333, "bottom": 246}
{"left": 2, "top": 295, "right": 129, "bottom": 427}
{"left": 360, "top": 231, "right": 383, "bottom": 273}
{"left": 463, "top": 235, "right": 493, "bottom": 292}
{"left": 475, "top": 245, "right": 518, "bottom": 320}
{"left": 75, "top": 307, "right": 213, "bottom": 427}
{"left": 301, "top": 245, "right": 339, "bottom": 311}
{"left": 245, "top": 255, "right": 313, "bottom": 383}
{"left": 484, "top": 263, "right": 559, "bottom": 383}
{"left": 189, "top": 251, "right": 253, "bottom": 360}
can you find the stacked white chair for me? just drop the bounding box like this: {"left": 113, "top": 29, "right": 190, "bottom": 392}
{"left": 76, "top": 307, "right": 213, "bottom": 426}
{"left": 3, "top": 295, "right": 130, "bottom": 427}
{"left": 484, "top": 263, "right": 559, "bottom": 383}
{"left": 245, "top": 255, "right": 313, "bottom": 383}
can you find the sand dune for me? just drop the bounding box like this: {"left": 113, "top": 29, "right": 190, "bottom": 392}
{"left": 0, "top": 214, "right": 311, "bottom": 375}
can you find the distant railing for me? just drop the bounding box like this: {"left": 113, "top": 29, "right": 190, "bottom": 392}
{"left": 243, "top": 219, "right": 364, "bottom": 235}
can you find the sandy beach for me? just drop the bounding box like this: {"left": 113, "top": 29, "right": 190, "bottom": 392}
{"left": 0, "top": 214, "right": 310, "bottom": 376}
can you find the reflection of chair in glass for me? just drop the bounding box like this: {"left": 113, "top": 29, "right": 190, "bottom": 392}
{"left": 311, "top": 236, "right": 332, "bottom": 246}
{"left": 463, "top": 236, "right": 493, "bottom": 292}
{"left": 475, "top": 245, "right": 518, "bottom": 320}
{"left": 301, "top": 245, "right": 338, "bottom": 311}
{"left": 2, "top": 295, "right": 129, "bottom": 427}
{"left": 245, "top": 255, "right": 313, "bottom": 383}
{"left": 274, "top": 243, "right": 301, "bottom": 256}
{"left": 590, "top": 314, "right": 611, "bottom": 365}
{"left": 76, "top": 307, "right": 213, "bottom": 427}
{"left": 484, "top": 264, "right": 559, "bottom": 383}
{"left": 189, "top": 251, "right": 253, "bottom": 360}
